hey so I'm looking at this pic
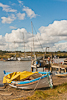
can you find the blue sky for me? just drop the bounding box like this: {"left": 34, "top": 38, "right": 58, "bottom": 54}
{"left": 0, "top": 0, "right": 67, "bottom": 51}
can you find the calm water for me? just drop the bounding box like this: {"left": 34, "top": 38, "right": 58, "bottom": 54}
{"left": 0, "top": 61, "right": 31, "bottom": 80}
{"left": 0, "top": 58, "right": 65, "bottom": 80}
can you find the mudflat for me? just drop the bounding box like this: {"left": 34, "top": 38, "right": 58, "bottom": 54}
{"left": 0, "top": 75, "right": 67, "bottom": 100}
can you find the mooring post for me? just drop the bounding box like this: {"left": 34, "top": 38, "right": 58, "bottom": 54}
{"left": 31, "top": 67, "right": 33, "bottom": 72}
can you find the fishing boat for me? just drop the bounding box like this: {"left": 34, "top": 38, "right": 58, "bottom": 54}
{"left": 62, "top": 58, "right": 67, "bottom": 65}
{"left": 55, "top": 72, "right": 67, "bottom": 77}
{"left": 17, "top": 56, "right": 31, "bottom": 61}
{"left": 3, "top": 71, "right": 53, "bottom": 89}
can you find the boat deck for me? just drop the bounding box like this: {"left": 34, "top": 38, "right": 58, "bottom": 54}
{"left": 50, "top": 63, "right": 67, "bottom": 73}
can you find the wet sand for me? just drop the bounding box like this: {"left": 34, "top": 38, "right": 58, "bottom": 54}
{"left": 0, "top": 75, "right": 67, "bottom": 100}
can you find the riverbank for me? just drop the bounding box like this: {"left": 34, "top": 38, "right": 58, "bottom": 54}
{"left": 0, "top": 75, "right": 67, "bottom": 100}
{"left": 0, "top": 50, "right": 67, "bottom": 59}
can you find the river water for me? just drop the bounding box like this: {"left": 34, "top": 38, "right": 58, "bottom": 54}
{"left": 0, "top": 61, "right": 31, "bottom": 80}
{"left": 0, "top": 58, "right": 65, "bottom": 81}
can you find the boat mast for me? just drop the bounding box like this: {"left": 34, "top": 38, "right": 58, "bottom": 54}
{"left": 14, "top": 41, "right": 16, "bottom": 57}
{"left": 31, "top": 21, "right": 35, "bottom": 56}
{"left": 44, "top": 47, "right": 49, "bottom": 59}
{"left": 23, "top": 32, "right": 26, "bottom": 58}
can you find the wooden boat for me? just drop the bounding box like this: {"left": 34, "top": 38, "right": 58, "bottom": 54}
{"left": 63, "top": 58, "right": 67, "bottom": 65}
{"left": 55, "top": 72, "right": 67, "bottom": 77}
{"left": 3, "top": 71, "right": 53, "bottom": 89}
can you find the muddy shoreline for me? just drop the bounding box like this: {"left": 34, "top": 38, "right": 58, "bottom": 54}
{"left": 0, "top": 75, "right": 67, "bottom": 100}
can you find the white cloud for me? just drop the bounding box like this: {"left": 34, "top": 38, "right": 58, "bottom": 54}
{"left": 0, "top": 35, "right": 2, "bottom": 39}
{"left": 11, "top": 3, "right": 16, "bottom": 6}
{"left": 0, "top": 35, "right": 6, "bottom": 50}
{"left": 38, "top": 20, "right": 67, "bottom": 51}
{"left": 4, "top": 28, "right": 31, "bottom": 51}
{"left": 1, "top": 17, "right": 13, "bottom": 24}
{"left": 23, "top": 6, "right": 37, "bottom": 19}
{"left": 18, "top": 0, "right": 23, "bottom": 5}
{"left": 5, "top": 28, "right": 28, "bottom": 42}
{"left": 39, "top": 20, "right": 67, "bottom": 38}
{"left": 0, "top": 20, "right": 67, "bottom": 51}
{"left": 0, "top": 3, "right": 17, "bottom": 12}
{"left": 9, "top": 26, "right": 17, "bottom": 29}
{"left": 50, "top": 42, "right": 67, "bottom": 51}
{"left": 17, "top": 13, "right": 25, "bottom": 20}
{"left": 1, "top": 14, "right": 16, "bottom": 24}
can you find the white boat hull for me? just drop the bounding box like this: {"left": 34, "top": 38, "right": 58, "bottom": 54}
{"left": 9, "top": 75, "right": 53, "bottom": 89}
{"left": 55, "top": 73, "right": 67, "bottom": 77}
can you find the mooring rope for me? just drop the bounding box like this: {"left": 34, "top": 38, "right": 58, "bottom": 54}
{"left": 31, "top": 76, "right": 41, "bottom": 93}
{"left": 31, "top": 73, "right": 53, "bottom": 94}
{"left": 47, "top": 73, "right": 53, "bottom": 89}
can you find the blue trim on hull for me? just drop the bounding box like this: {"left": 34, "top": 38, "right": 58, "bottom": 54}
{"left": 4, "top": 70, "right": 51, "bottom": 85}
{"left": 11, "top": 73, "right": 51, "bottom": 84}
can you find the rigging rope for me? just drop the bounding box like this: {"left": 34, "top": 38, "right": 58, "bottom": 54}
{"left": 32, "top": 22, "right": 45, "bottom": 52}
{"left": 31, "top": 73, "right": 53, "bottom": 94}
{"left": 47, "top": 73, "right": 53, "bottom": 89}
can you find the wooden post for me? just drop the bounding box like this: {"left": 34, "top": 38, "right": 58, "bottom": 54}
{"left": 58, "top": 68, "right": 61, "bottom": 73}
{"left": 50, "top": 67, "right": 52, "bottom": 72}
{"left": 65, "top": 68, "right": 66, "bottom": 73}
{"left": 31, "top": 67, "right": 33, "bottom": 72}
{"left": 36, "top": 67, "right": 37, "bottom": 71}
{"left": 36, "top": 65, "right": 38, "bottom": 71}
{"left": 43, "top": 67, "right": 44, "bottom": 72}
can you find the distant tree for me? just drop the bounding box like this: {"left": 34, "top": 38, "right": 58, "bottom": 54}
{"left": 57, "top": 51, "right": 61, "bottom": 53}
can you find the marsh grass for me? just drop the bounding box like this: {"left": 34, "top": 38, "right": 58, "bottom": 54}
{"left": 14, "top": 83, "right": 67, "bottom": 100}
{"left": 1, "top": 51, "right": 67, "bottom": 59}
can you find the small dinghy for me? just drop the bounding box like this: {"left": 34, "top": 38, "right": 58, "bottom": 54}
{"left": 3, "top": 71, "right": 53, "bottom": 89}
{"left": 55, "top": 72, "right": 67, "bottom": 77}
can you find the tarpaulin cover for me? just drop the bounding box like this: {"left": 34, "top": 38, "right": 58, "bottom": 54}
{"left": 3, "top": 71, "right": 38, "bottom": 83}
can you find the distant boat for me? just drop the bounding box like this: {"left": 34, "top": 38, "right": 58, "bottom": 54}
{"left": 3, "top": 57, "right": 17, "bottom": 61}
{"left": 31, "top": 56, "right": 49, "bottom": 68}
{"left": 17, "top": 56, "right": 31, "bottom": 61}
{"left": 55, "top": 72, "right": 67, "bottom": 77}
{"left": 62, "top": 58, "right": 67, "bottom": 65}
{"left": 3, "top": 71, "right": 53, "bottom": 89}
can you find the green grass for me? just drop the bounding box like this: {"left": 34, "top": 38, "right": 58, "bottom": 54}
{"left": 14, "top": 83, "right": 67, "bottom": 100}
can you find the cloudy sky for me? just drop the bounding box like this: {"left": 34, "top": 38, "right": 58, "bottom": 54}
{"left": 0, "top": 0, "right": 67, "bottom": 52}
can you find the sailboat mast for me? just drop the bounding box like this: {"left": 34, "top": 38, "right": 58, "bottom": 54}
{"left": 14, "top": 41, "right": 16, "bottom": 57}
{"left": 23, "top": 32, "right": 26, "bottom": 57}
{"left": 31, "top": 21, "right": 35, "bottom": 56}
